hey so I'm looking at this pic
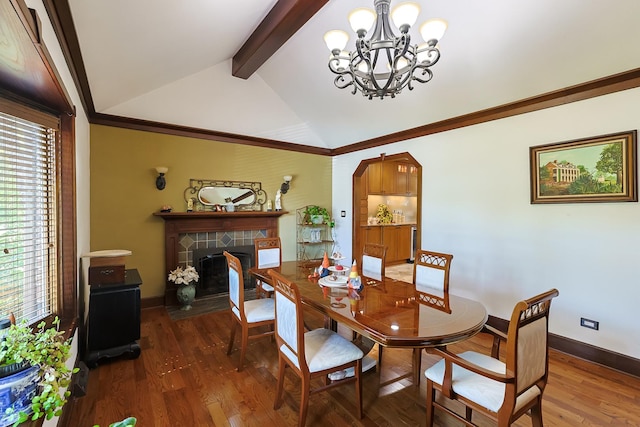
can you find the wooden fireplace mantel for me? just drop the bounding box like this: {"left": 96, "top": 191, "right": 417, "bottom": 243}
{"left": 154, "top": 211, "right": 288, "bottom": 220}
{"left": 154, "top": 210, "right": 288, "bottom": 305}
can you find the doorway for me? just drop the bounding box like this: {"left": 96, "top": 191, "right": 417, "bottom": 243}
{"left": 352, "top": 152, "right": 422, "bottom": 267}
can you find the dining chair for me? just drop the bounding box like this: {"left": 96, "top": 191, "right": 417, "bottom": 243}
{"left": 253, "top": 237, "right": 282, "bottom": 298}
{"left": 224, "top": 251, "right": 275, "bottom": 371}
{"left": 268, "top": 268, "right": 364, "bottom": 427}
{"left": 385, "top": 249, "right": 454, "bottom": 385}
{"left": 362, "top": 242, "right": 386, "bottom": 280}
{"left": 424, "top": 288, "right": 559, "bottom": 427}
{"left": 413, "top": 250, "right": 453, "bottom": 299}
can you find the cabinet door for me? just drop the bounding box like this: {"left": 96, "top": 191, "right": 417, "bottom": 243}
{"left": 395, "top": 163, "right": 418, "bottom": 195}
{"left": 88, "top": 286, "right": 140, "bottom": 351}
{"left": 395, "top": 163, "right": 409, "bottom": 194}
{"left": 363, "top": 226, "right": 382, "bottom": 244}
{"left": 396, "top": 225, "right": 413, "bottom": 261}
{"left": 381, "top": 161, "right": 397, "bottom": 194}
{"left": 367, "top": 162, "right": 382, "bottom": 194}
{"left": 360, "top": 226, "right": 381, "bottom": 261}
{"left": 382, "top": 226, "right": 399, "bottom": 263}
{"left": 408, "top": 165, "right": 418, "bottom": 195}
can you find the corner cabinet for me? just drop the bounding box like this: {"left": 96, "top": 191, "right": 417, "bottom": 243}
{"left": 297, "top": 206, "right": 333, "bottom": 267}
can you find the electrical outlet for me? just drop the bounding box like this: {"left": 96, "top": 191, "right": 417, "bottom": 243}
{"left": 341, "top": 210, "right": 346, "bottom": 217}
{"left": 580, "top": 317, "right": 599, "bottom": 330}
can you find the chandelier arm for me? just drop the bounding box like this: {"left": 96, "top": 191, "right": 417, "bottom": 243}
{"left": 411, "top": 66, "right": 434, "bottom": 84}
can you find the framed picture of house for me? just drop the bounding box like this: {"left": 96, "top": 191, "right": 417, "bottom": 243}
{"left": 530, "top": 130, "right": 637, "bottom": 204}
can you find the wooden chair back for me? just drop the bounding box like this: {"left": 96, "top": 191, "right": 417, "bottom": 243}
{"left": 505, "top": 288, "right": 559, "bottom": 397}
{"left": 413, "top": 250, "right": 453, "bottom": 296}
{"left": 269, "top": 268, "right": 308, "bottom": 374}
{"left": 362, "top": 243, "right": 387, "bottom": 280}
{"left": 224, "top": 251, "right": 246, "bottom": 321}
{"left": 254, "top": 237, "right": 281, "bottom": 269}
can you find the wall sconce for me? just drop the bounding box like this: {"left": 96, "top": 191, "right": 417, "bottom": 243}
{"left": 280, "top": 175, "right": 293, "bottom": 194}
{"left": 155, "top": 166, "right": 168, "bottom": 190}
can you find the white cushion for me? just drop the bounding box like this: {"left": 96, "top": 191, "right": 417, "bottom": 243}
{"left": 258, "top": 280, "right": 274, "bottom": 292}
{"left": 415, "top": 265, "right": 445, "bottom": 292}
{"left": 258, "top": 248, "right": 280, "bottom": 268}
{"left": 425, "top": 351, "right": 541, "bottom": 413}
{"left": 280, "top": 328, "right": 363, "bottom": 373}
{"left": 328, "top": 355, "right": 377, "bottom": 380}
{"left": 362, "top": 255, "right": 382, "bottom": 278}
{"left": 517, "top": 318, "right": 547, "bottom": 393}
{"left": 228, "top": 268, "right": 240, "bottom": 308}
{"left": 276, "top": 292, "right": 298, "bottom": 353}
{"left": 239, "top": 298, "right": 275, "bottom": 323}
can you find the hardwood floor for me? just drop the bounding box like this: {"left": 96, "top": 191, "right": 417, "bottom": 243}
{"left": 66, "top": 305, "right": 640, "bottom": 426}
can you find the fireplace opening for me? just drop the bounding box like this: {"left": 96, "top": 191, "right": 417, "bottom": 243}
{"left": 193, "top": 245, "right": 255, "bottom": 297}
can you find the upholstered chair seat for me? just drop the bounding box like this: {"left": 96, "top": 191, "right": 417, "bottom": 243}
{"left": 425, "top": 351, "right": 542, "bottom": 413}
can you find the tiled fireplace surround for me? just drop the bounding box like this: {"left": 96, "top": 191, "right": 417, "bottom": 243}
{"left": 154, "top": 211, "right": 285, "bottom": 305}
{"left": 177, "top": 230, "right": 265, "bottom": 266}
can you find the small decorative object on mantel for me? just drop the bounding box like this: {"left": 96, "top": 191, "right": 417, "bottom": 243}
{"left": 225, "top": 197, "right": 235, "bottom": 212}
{"left": 186, "top": 198, "right": 194, "bottom": 212}
{"left": 168, "top": 265, "right": 199, "bottom": 310}
{"left": 275, "top": 190, "right": 282, "bottom": 211}
{"left": 160, "top": 205, "right": 172, "bottom": 213}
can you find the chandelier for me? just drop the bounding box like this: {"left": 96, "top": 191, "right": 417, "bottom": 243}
{"left": 324, "top": 0, "right": 447, "bottom": 100}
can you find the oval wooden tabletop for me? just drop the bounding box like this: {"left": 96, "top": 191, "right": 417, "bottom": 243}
{"left": 252, "top": 261, "right": 488, "bottom": 348}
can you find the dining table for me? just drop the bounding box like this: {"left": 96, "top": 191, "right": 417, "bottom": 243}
{"left": 249, "top": 260, "right": 488, "bottom": 383}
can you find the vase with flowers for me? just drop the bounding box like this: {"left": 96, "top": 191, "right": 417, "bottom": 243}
{"left": 168, "top": 265, "right": 199, "bottom": 310}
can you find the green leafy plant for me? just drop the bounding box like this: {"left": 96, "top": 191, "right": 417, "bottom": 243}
{"left": 93, "top": 416, "right": 137, "bottom": 427}
{"left": 0, "top": 317, "right": 78, "bottom": 425}
{"left": 376, "top": 203, "right": 393, "bottom": 224}
{"left": 303, "top": 205, "right": 331, "bottom": 224}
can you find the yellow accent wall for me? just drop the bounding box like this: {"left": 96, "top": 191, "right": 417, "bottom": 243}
{"left": 90, "top": 125, "right": 332, "bottom": 300}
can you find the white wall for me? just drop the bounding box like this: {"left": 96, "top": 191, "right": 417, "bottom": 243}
{"left": 27, "top": 1, "right": 91, "bottom": 425}
{"left": 333, "top": 87, "right": 640, "bottom": 360}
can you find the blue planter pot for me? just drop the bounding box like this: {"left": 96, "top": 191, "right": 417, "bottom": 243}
{"left": 0, "top": 364, "right": 38, "bottom": 427}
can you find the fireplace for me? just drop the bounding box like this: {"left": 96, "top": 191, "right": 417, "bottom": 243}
{"left": 154, "top": 210, "right": 287, "bottom": 306}
{"left": 192, "top": 245, "right": 254, "bottom": 297}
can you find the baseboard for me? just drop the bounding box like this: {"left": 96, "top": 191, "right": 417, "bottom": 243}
{"left": 141, "top": 295, "right": 165, "bottom": 309}
{"left": 486, "top": 315, "right": 640, "bottom": 378}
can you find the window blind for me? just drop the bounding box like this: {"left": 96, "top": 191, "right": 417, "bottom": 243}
{"left": 0, "top": 111, "right": 58, "bottom": 324}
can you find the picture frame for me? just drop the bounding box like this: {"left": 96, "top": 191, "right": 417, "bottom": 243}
{"left": 530, "top": 130, "right": 637, "bottom": 204}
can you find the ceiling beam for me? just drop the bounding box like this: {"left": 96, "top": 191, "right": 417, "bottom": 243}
{"left": 232, "top": 0, "right": 328, "bottom": 79}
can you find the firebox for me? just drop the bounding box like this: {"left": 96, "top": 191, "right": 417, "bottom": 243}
{"left": 192, "top": 245, "right": 255, "bottom": 297}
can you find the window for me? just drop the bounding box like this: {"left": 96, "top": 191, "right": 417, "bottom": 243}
{"left": 0, "top": 109, "right": 60, "bottom": 324}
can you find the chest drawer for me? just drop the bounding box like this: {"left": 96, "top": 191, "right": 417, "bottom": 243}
{"left": 89, "top": 265, "right": 125, "bottom": 286}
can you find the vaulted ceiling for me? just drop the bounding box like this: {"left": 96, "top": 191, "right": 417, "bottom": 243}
{"left": 49, "top": 0, "right": 640, "bottom": 154}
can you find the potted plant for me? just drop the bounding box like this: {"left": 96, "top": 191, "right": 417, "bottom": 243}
{"left": 303, "top": 205, "right": 331, "bottom": 225}
{"left": 168, "top": 265, "right": 200, "bottom": 311}
{"left": 0, "top": 317, "right": 77, "bottom": 426}
{"left": 93, "top": 417, "right": 137, "bottom": 427}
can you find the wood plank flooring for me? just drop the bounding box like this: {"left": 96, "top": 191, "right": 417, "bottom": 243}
{"left": 66, "top": 302, "right": 640, "bottom": 427}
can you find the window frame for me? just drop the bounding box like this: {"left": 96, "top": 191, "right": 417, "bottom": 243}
{"left": 0, "top": 97, "right": 77, "bottom": 331}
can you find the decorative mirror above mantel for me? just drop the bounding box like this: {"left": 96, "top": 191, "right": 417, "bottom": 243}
{"left": 183, "top": 179, "right": 267, "bottom": 211}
